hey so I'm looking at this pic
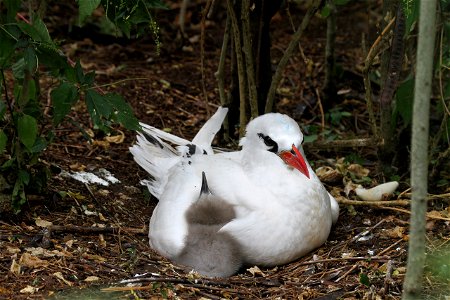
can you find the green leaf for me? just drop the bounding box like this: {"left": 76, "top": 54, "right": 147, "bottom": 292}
{"left": 395, "top": 78, "right": 414, "bottom": 125}
{"left": 36, "top": 45, "right": 69, "bottom": 71}
{"left": 105, "top": 93, "right": 140, "bottom": 130}
{"left": 64, "top": 65, "right": 78, "bottom": 83}
{"left": 77, "top": 0, "right": 102, "bottom": 25}
{"left": 0, "top": 130, "right": 7, "bottom": 153}
{"left": 84, "top": 71, "right": 96, "bottom": 86}
{"left": 359, "top": 272, "right": 370, "bottom": 287}
{"left": 18, "top": 114, "right": 38, "bottom": 150}
{"left": 5, "top": 0, "right": 21, "bottom": 22}
{"left": 75, "top": 60, "right": 85, "bottom": 84}
{"left": 51, "top": 82, "right": 79, "bottom": 125}
{"left": 12, "top": 177, "right": 26, "bottom": 213}
{"left": 18, "top": 170, "right": 30, "bottom": 185}
{"left": 12, "top": 57, "right": 25, "bottom": 79}
{"left": 320, "top": 5, "right": 331, "bottom": 18}
{"left": 30, "top": 137, "right": 48, "bottom": 153}
{"left": 0, "top": 31, "right": 16, "bottom": 67}
{"left": 17, "top": 78, "right": 37, "bottom": 108}
{"left": 17, "top": 16, "right": 52, "bottom": 44}
{"left": 23, "top": 47, "right": 37, "bottom": 73}
{"left": 402, "top": 0, "right": 419, "bottom": 33}
{"left": 328, "top": 108, "right": 351, "bottom": 125}
{"left": 86, "top": 90, "right": 113, "bottom": 118}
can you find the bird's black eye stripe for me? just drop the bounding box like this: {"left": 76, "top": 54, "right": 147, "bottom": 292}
{"left": 257, "top": 133, "right": 278, "bottom": 153}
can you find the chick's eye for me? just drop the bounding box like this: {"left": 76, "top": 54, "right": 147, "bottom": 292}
{"left": 257, "top": 133, "right": 278, "bottom": 153}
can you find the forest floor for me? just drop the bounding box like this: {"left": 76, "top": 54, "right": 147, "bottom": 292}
{"left": 1, "top": 2, "right": 450, "bottom": 299}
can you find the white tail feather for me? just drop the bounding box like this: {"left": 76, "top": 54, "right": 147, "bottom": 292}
{"left": 130, "top": 107, "right": 228, "bottom": 199}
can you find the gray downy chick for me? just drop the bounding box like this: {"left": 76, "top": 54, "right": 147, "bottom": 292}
{"left": 174, "top": 172, "right": 242, "bottom": 277}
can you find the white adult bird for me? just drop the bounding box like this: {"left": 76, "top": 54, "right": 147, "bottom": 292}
{"left": 130, "top": 107, "right": 339, "bottom": 277}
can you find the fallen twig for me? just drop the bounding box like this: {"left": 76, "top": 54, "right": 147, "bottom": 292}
{"left": 337, "top": 198, "right": 410, "bottom": 206}
{"left": 379, "top": 206, "right": 450, "bottom": 221}
{"left": 47, "top": 225, "right": 146, "bottom": 235}
{"left": 377, "top": 239, "right": 404, "bottom": 256}
{"left": 402, "top": 192, "right": 450, "bottom": 200}
{"left": 349, "top": 219, "right": 386, "bottom": 243}
{"left": 297, "top": 255, "right": 390, "bottom": 267}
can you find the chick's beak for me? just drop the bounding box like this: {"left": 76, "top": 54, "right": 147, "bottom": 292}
{"left": 279, "top": 144, "right": 310, "bottom": 179}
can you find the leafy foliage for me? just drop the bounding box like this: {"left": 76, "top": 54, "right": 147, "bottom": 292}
{"left": 77, "top": 0, "right": 166, "bottom": 53}
{"left": 0, "top": 0, "right": 163, "bottom": 212}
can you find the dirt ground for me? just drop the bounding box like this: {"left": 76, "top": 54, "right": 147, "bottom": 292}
{"left": 1, "top": 2, "right": 449, "bottom": 299}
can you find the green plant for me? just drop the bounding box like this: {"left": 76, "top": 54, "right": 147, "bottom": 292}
{"left": 78, "top": 0, "right": 166, "bottom": 53}
{"left": 0, "top": 0, "right": 164, "bottom": 212}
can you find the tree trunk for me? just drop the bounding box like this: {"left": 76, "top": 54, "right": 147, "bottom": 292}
{"left": 402, "top": 0, "right": 437, "bottom": 298}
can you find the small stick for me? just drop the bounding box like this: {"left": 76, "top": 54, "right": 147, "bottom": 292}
{"left": 402, "top": 192, "right": 450, "bottom": 200}
{"left": 384, "top": 259, "right": 394, "bottom": 293}
{"left": 200, "top": 0, "right": 213, "bottom": 117}
{"left": 297, "top": 255, "right": 390, "bottom": 267}
{"left": 47, "top": 225, "right": 146, "bottom": 235}
{"left": 349, "top": 219, "right": 386, "bottom": 243}
{"left": 379, "top": 206, "right": 450, "bottom": 221}
{"left": 315, "top": 88, "right": 325, "bottom": 131}
{"left": 377, "top": 239, "right": 404, "bottom": 256}
{"left": 337, "top": 198, "right": 410, "bottom": 206}
{"left": 335, "top": 263, "right": 359, "bottom": 282}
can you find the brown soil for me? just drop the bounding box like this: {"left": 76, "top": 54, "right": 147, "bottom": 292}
{"left": 1, "top": 2, "right": 449, "bottom": 299}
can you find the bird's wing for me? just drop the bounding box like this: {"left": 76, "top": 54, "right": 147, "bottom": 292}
{"left": 192, "top": 107, "right": 228, "bottom": 154}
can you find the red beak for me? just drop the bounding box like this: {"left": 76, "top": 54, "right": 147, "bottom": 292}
{"left": 279, "top": 145, "right": 310, "bottom": 179}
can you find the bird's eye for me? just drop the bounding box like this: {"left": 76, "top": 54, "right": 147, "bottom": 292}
{"left": 257, "top": 133, "right": 278, "bottom": 153}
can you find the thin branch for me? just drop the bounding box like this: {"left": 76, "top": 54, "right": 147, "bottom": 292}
{"left": 337, "top": 198, "right": 410, "bottom": 206}
{"left": 215, "top": 17, "right": 230, "bottom": 108}
{"left": 323, "top": 0, "right": 337, "bottom": 98}
{"left": 362, "top": 17, "right": 396, "bottom": 138}
{"left": 265, "top": 0, "right": 323, "bottom": 113}
{"left": 47, "top": 225, "right": 146, "bottom": 235}
{"left": 215, "top": 16, "right": 231, "bottom": 140}
{"left": 315, "top": 88, "right": 325, "bottom": 130}
{"left": 91, "top": 77, "right": 152, "bottom": 89}
{"left": 200, "top": 0, "right": 213, "bottom": 117}
{"left": 379, "top": 6, "right": 406, "bottom": 159}
{"left": 380, "top": 207, "right": 450, "bottom": 222}
{"left": 227, "top": 0, "right": 247, "bottom": 137}
{"left": 241, "top": 0, "right": 258, "bottom": 118}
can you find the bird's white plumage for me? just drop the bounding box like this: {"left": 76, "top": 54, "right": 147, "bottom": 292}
{"left": 130, "top": 107, "right": 339, "bottom": 274}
